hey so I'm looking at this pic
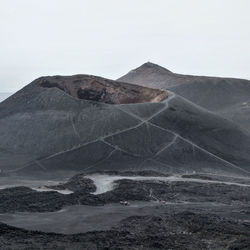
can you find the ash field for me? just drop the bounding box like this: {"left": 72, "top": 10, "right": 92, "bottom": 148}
{"left": 0, "top": 62, "right": 250, "bottom": 249}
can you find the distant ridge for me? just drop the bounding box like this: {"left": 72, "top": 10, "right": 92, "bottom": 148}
{"left": 118, "top": 62, "right": 250, "bottom": 131}
{"left": 119, "top": 62, "right": 175, "bottom": 89}
{"left": 128, "top": 62, "right": 173, "bottom": 75}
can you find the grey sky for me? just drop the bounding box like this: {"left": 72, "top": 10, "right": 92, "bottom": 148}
{"left": 0, "top": 0, "right": 250, "bottom": 92}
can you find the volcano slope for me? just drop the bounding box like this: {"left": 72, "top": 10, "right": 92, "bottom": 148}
{"left": 0, "top": 74, "right": 250, "bottom": 177}
{"left": 1, "top": 170, "right": 250, "bottom": 249}
{"left": 1, "top": 74, "right": 250, "bottom": 249}
{"left": 118, "top": 62, "right": 250, "bottom": 131}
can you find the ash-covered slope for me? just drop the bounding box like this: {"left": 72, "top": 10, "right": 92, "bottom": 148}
{"left": 118, "top": 62, "right": 250, "bottom": 131}
{"left": 0, "top": 74, "right": 249, "bottom": 177}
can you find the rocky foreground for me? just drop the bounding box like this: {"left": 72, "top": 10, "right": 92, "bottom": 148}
{"left": 0, "top": 171, "right": 250, "bottom": 249}
{"left": 1, "top": 171, "right": 250, "bottom": 213}
{"left": 1, "top": 210, "right": 250, "bottom": 250}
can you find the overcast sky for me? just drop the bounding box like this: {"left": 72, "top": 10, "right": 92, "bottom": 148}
{"left": 0, "top": 0, "right": 250, "bottom": 92}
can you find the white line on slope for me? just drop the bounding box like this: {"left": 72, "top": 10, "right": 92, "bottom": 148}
{"left": 70, "top": 114, "right": 81, "bottom": 141}
{"left": 34, "top": 160, "right": 47, "bottom": 171}
{"left": 114, "top": 98, "right": 250, "bottom": 175}
{"left": 10, "top": 95, "right": 175, "bottom": 173}
{"left": 19, "top": 92, "right": 245, "bottom": 175}
{"left": 136, "top": 135, "right": 178, "bottom": 169}
{"left": 101, "top": 139, "right": 141, "bottom": 157}
{"left": 82, "top": 149, "right": 117, "bottom": 172}
{"left": 149, "top": 123, "right": 250, "bottom": 175}
{"left": 43, "top": 94, "right": 176, "bottom": 161}
{"left": 154, "top": 135, "right": 178, "bottom": 157}
{"left": 115, "top": 91, "right": 176, "bottom": 122}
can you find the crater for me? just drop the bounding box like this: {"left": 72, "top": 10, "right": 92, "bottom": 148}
{"left": 38, "top": 75, "right": 168, "bottom": 104}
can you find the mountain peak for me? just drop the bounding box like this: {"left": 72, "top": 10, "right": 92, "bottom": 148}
{"left": 132, "top": 62, "right": 173, "bottom": 74}
{"left": 117, "top": 62, "right": 174, "bottom": 88}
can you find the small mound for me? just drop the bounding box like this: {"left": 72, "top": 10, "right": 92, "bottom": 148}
{"left": 46, "top": 174, "right": 96, "bottom": 192}
{"left": 39, "top": 75, "right": 168, "bottom": 104}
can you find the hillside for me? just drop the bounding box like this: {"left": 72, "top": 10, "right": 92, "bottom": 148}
{"left": 118, "top": 62, "right": 250, "bottom": 131}
{"left": 0, "top": 74, "right": 249, "bottom": 177}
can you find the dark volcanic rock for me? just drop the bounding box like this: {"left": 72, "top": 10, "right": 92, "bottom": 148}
{"left": 100, "top": 178, "right": 250, "bottom": 205}
{"left": 1, "top": 175, "right": 250, "bottom": 213}
{"left": 0, "top": 186, "right": 103, "bottom": 213}
{"left": 0, "top": 211, "right": 249, "bottom": 250}
{"left": 1, "top": 171, "right": 250, "bottom": 249}
{"left": 47, "top": 174, "right": 96, "bottom": 192}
